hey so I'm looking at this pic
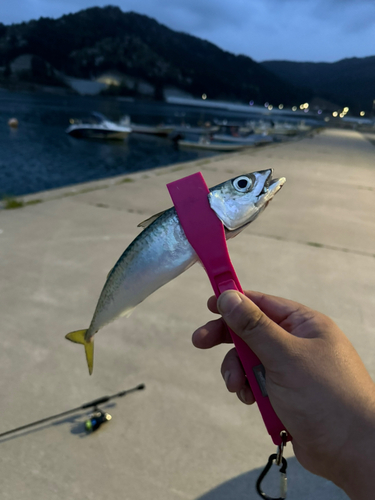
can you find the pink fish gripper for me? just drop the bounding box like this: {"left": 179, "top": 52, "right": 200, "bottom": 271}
{"left": 167, "top": 172, "right": 291, "bottom": 447}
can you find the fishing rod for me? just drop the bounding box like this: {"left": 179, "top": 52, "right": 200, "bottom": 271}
{"left": 0, "top": 383, "right": 145, "bottom": 438}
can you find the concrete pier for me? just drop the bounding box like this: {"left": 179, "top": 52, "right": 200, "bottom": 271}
{"left": 1, "top": 128, "right": 374, "bottom": 499}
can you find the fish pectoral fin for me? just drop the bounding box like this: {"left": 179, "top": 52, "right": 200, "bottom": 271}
{"left": 137, "top": 210, "right": 167, "bottom": 228}
{"left": 119, "top": 307, "right": 134, "bottom": 318}
{"left": 65, "top": 329, "right": 94, "bottom": 376}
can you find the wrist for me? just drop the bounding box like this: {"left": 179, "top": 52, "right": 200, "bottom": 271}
{"left": 332, "top": 394, "right": 375, "bottom": 499}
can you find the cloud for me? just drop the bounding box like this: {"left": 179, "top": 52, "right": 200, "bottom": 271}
{"left": 0, "top": 0, "right": 374, "bottom": 62}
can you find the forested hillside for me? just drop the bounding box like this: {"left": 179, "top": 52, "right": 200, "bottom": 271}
{"left": 0, "top": 6, "right": 310, "bottom": 104}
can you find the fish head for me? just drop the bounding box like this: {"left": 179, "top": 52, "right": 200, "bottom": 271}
{"left": 208, "top": 169, "right": 286, "bottom": 231}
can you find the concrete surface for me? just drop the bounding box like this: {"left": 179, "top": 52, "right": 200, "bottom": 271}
{"left": 1, "top": 128, "right": 374, "bottom": 499}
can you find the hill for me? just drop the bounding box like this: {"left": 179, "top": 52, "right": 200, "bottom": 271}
{"left": 262, "top": 57, "right": 375, "bottom": 113}
{"left": 0, "top": 6, "right": 309, "bottom": 105}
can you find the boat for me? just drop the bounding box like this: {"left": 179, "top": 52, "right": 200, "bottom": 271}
{"left": 177, "top": 136, "right": 248, "bottom": 152}
{"left": 66, "top": 112, "right": 132, "bottom": 140}
{"left": 268, "top": 122, "right": 299, "bottom": 136}
{"left": 213, "top": 119, "right": 253, "bottom": 136}
{"left": 248, "top": 120, "right": 272, "bottom": 135}
{"left": 172, "top": 124, "right": 220, "bottom": 135}
{"left": 212, "top": 133, "right": 273, "bottom": 145}
{"left": 130, "top": 124, "right": 175, "bottom": 136}
{"left": 119, "top": 115, "right": 174, "bottom": 137}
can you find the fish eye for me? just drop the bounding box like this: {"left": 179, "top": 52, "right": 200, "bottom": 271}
{"left": 233, "top": 176, "right": 252, "bottom": 193}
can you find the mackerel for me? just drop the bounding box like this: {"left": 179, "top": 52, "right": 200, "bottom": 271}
{"left": 65, "top": 169, "right": 285, "bottom": 374}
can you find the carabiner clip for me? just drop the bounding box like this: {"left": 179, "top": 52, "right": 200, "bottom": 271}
{"left": 256, "top": 453, "right": 288, "bottom": 500}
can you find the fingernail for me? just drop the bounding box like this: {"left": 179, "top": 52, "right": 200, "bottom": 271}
{"left": 239, "top": 388, "right": 250, "bottom": 404}
{"left": 224, "top": 370, "right": 231, "bottom": 386}
{"left": 217, "top": 291, "right": 242, "bottom": 315}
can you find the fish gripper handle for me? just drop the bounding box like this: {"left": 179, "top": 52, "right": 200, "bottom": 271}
{"left": 167, "top": 172, "right": 290, "bottom": 446}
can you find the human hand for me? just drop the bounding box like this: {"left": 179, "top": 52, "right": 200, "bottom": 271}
{"left": 192, "top": 290, "right": 375, "bottom": 499}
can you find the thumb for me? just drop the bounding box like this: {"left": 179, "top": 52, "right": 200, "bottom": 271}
{"left": 217, "top": 290, "right": 293, "bottom": 366}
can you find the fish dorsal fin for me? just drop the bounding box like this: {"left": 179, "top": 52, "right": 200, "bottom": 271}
{"left": 137, "top": 210, "right": 167, "bottom": 228}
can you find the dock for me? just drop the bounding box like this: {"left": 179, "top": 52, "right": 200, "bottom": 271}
{"left": 1, "top": 128, "right": 374, "bottom": 500}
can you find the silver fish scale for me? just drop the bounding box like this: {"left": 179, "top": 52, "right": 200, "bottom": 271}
{"left": 87, "top": 207, "right": 197, "bottom": 336}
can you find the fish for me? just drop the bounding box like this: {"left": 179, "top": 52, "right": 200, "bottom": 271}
{"left": 65, "top": 169, "right": 286, "bottom": 374}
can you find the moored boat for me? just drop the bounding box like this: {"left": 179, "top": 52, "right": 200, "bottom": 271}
{"left": 66, "top": 112, "right": 132, "bottom": 140}
{"left": 177, "top": 136, "right": 248, "bottom": 152}
{"left": 212, "top": 133, "right": 273, "bottom": 145}
{"left": 130, "top": 124, "right": 175, "bottom": 136}
{"left": 119, "top": 115, "right": 174, "bottom": 136}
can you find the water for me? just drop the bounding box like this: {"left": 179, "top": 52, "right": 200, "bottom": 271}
{"left": 0, "top": 90, "right": 308, "bottom": 197}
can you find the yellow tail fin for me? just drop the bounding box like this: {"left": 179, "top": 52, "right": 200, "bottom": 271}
{"left": 65, "top": 329, "right": 94, "bottom": 375}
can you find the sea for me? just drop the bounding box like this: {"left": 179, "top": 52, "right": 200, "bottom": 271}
{"left": 0, "top": 90, "right": 310, "bottom": 197}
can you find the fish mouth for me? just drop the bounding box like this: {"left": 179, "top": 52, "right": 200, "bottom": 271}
{"left": 254, "top": 171, "right": 286, "bottom": 209}
{"left": 263, "top": 170, "right": 286, "bottom": 193}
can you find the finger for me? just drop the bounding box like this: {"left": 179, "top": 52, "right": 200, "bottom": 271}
{"left": 221, "top": 349, "right": 255, "bottom": 404}
{"left": 221, "top": 348, "right": 246, "bottom": 392}
{"left": 245, "top": 290, "right": 314, "bottom": 327}
{"left": 208, "top": 291, "right": 313, "bottom": 328}
{"left": 207, "top": 295, "right": 219, "bottom": 314}
{"left": 217, "top": 290, "right": 295, "bottom": 367}
{"left": 192, "top": 318, "right": 233, "bottom": 349}
{"left": 237, "top": 385, "right": 255, "bottom": 405}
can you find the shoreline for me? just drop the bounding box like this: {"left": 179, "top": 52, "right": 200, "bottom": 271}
{"left": 1, "top": 130, "right": 313, "bottom": 209}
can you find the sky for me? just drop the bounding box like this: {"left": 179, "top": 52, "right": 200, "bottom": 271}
{"left": 1, "top": 0, "right": 374, "bottom": 63}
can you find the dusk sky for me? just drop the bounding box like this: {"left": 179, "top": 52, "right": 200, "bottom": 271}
{"left": 1, "top": 0, "right": 374, "bottom": 63}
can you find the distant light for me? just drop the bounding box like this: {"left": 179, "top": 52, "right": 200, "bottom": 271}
{"left": 249, "top": 100, "right": 254, "bottom": 106}
{"left": 360, "top": 111, "right": 365, "bottom": 116}
{"left": 343, "top": 107, "right": 349, "bottom": 112}
{"left": 299, "top": 104, "right": 304, "bottom": 110}
{"left": 278, "top": 104, "right": 284, "bottom": 109}
{"left": 324, "top": 117, "right": 330, "bottom": 122}
{"left": 317, "top": 110, "right": 322, "bottom": 115}
{"left": 332, "top": 111, "right": 338, "bottom": 117}
{"left": 339, "top": 113, "right": 345, "bottom": 118}
{"left": 268, "top": 105, "right": 273, "bottom": 110}
{"left": 202, "top": 94, "right": 207, "bottom": 100}
{"left": 292, "top": 106, "right": 297, "bottom": 111}
{"left": 264, "top": 102, "right": 269, "bottom": 108}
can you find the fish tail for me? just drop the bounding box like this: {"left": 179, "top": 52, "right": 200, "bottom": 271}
{"left": 65, "top": 329, "right": 94, "bottom": 375}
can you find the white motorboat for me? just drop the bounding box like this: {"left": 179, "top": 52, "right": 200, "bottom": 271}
{"left": 178, "top": 136, "right": 247, "bottom": 152}
{"left": 66, "top": 112, "right": 132, "bottom": 140}
{"left": 212, "top": 133, "right": 273, "bottom": 145}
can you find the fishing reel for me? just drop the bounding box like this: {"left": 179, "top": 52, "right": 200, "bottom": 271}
{"left": 84, "top": 408, "right": 112, "bottom": 433}
{"left": 0, "top": 384, "right": 145, "bottom": 441}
